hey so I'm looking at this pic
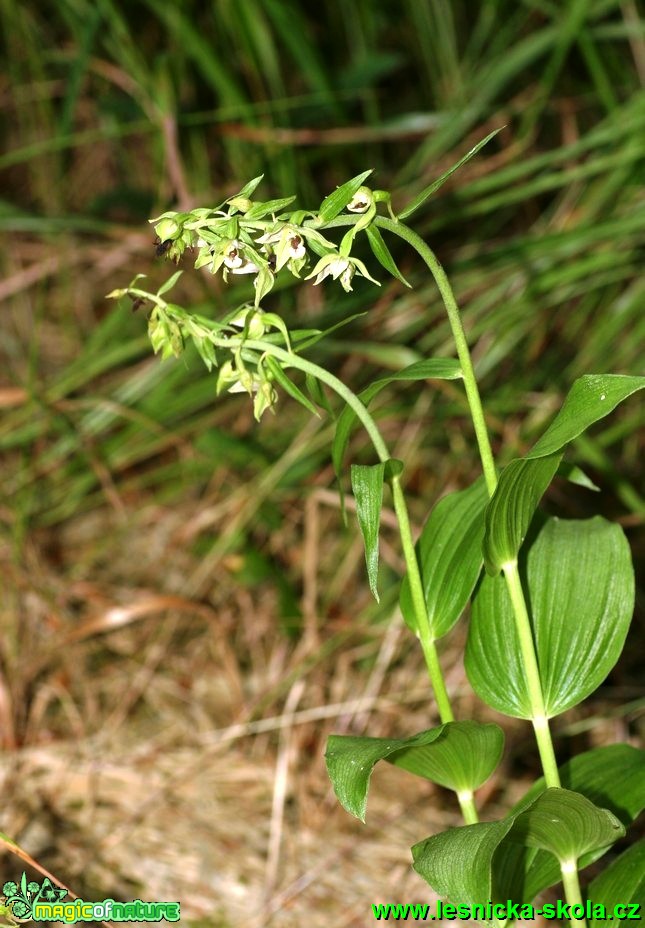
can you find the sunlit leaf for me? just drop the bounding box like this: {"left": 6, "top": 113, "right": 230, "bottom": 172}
{"left": 482, "top": 453, "right": 561, "bottom": 575}
{"left": 513, "top": 744, "right": 645, "bottom": 900}
{"left": 528, "top": 375, "right": 645, "bottom": 459}
{"left": 467, "top": 516, "right": 634, "bottom": 718}
{"left": 325, "top": 721, "right": 503, "bottom": 823}
{"left": 509, "top": 789, "right": 624, "bottom": 864}
{"left": 413, "top": 819, "right": 516, "bottom": 905}
{"left": 400, "top": 478, "right": 488, "bottom": 637}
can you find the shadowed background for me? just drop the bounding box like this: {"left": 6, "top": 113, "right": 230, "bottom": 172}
{"left": 1, "top": 1, "right": 643, "bottom": 924}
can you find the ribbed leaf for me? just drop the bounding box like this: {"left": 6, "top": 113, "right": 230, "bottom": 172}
{"left": 350, "top": 462, "right": 385, "bottom": 602}
{"left": 483, "top": 374, "right": 644, "bottom": 575}
{"left": 588, "top": 840, "right": 645, "bottom": 928}
{"left": 528, "top": 374, "right": 645, "bottom": 459}
{"left": 515, "top": 744, "right": 645, "bottom": 825}
{"left": 467, "top": 516, "right": 634, "bottom": 718}
{"left": 509, "top": 789, "right": 624, "bottom": 864}
{"left": 325, "top": 721, "right": 503, "bottom": 823}
{"left": 413, "top": 819, "right": 517, "bottom": 905}
{"left": 318, "top": 170, "right": 373, "bottom": 222}
{"left": 399, "top": 478, "right": 488, "bottom": 637}
{"left": 390, "top": 720, "right": 504, "bottom": 792}
{"left": 365, "top": 224, "right": 411, "bottom": 287}
{"left": 482, "top": 453, "right": 561, "bottom": 576}
{"left": 514, "top": 744, "right": 645, "bottom": 900}
{"left": 413, "top": 789, "right": 624, "bottom": 905}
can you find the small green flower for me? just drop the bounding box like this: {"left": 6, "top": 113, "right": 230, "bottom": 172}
{"left": 305, "top": 253, "right": 380, "bottom": 293}
{"left": 223, "top": 240, "right": 260, "bottom": 276}
{"left": 228, "top": 307, "right": 268, "bottom": 339}
{"left": 1, "top": 883, "right": 17, "bottom": 898}
{"left": 216, "top": 359, "right": 278, "bottom": 420}
{"left": 347, "top": 186, "right": 374, "bottom": 213}
{"left": 256, "top": 223, "right": 307, "bottom": 275}
{"left": 253, "top": 378, "right": 278, "bottom": 421}
{"left": 149, "top": 213, "right": 196, "bottom": 262}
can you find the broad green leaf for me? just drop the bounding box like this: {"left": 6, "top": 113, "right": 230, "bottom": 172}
{"left": 332, "top": 358, "right": 462, "bottom": 489}
{"left": 515, "top": 744, "right": 645, "bottom": 825}
{"left": 528, "top": 375, "right": 645, "bottom": 459}
{"left": 398, "top": 127, "right": 503, "bottom": 220}
{"left": 482, "top": 453, "right": 561, "bottom": 575}
{"left": 467, "top": 516, "right": 634, "bottom": 719}
{"left": 413, "top": 819, "right": 516, "bottom": 905}
{"left": 483, "top": 374, "right": 644, "bottom": 575}
{"left": 399, "top": 478, "right": 488, "bottom": 637}
{"left": 325, "top": 721, "right": 503, "bottom": 823}
{"left": 365, "top": 224, "right": 412, "bottom": 287}
{"left": 509, "top": 789, "right": 624, "bottom": 865}
{"left": 413, "top": 789, "right": 623, "bottom": 907}
{"left": 318, "top": 170, "right": 373, "bottom": 222}
{"left": 351, "top": 462, "right": 385, "bottom": 602}
{"left": 588, "top": 839, "right": 645, "bottom": 928}
{"left": 264, "top": 357, "right": 320, "bottom": 418}
{"left": 517, "top": 745, "right": 645, "bottom": 901}
{"left": 390, "top": 720, "right": 504, "bottom": 792}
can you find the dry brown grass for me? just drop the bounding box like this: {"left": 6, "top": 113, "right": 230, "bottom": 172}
{"left": 1, "top": 467, "right": 637, "bottom": 926}
{"left": 1, "top": 202, "right": 641, "bottom": 927}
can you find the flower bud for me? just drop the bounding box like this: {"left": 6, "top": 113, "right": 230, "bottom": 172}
{"left": 153, "top": 218, "right": 180, "bottom": 241}
{"left": 347, "top": 187, "right": 373, "bottom": 213}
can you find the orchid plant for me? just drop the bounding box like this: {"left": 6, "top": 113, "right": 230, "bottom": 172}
{"left": 109, "top": 131, "right": 645, "bottom": 924}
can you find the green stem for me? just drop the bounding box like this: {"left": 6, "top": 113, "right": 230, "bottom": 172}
{"left": 206, "top": 336, "right": 458, "bottom": 719}
{"left": 560, "top": 860, "right": 587, "bottom": 928}
{"left": 457, "top": 790, "right": 479, "bottom": 827}
{"left": 379, "top": 220, "right": 564, "bottom": 784}
{"left": 374, "top": 217, "right": 498, "bottom": 498}
{"left": 233, "top": 339, "right": 475, "bottom": 822}
{"left": 390, "top": 474, "right": 454, "bottom": 725}
{"left": 503, "top": 561, "right": 560, "bottom": 788}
